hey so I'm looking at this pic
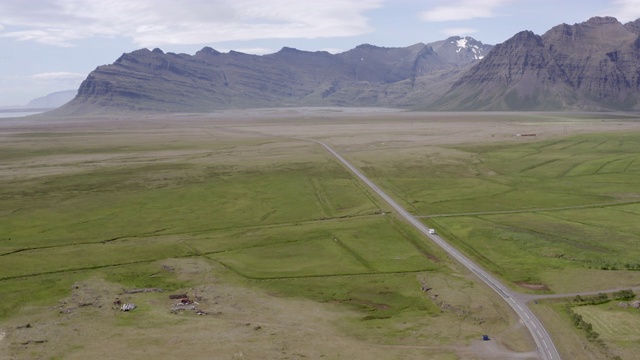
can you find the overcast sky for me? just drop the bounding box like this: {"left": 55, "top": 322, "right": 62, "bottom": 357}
{"left": 1, "top": 0, "right": 640, "bottom": 107}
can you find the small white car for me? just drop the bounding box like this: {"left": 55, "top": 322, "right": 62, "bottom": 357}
{"left": 428, "top": 229, "right": 436, "bottom": 234}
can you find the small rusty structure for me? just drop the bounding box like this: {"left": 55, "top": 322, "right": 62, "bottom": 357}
{"left": 170, "top": 295, "right": 203, "bottom": 314}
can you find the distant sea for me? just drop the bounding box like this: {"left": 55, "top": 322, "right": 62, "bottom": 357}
{"left": 0, "top": 110, "right": 46, "bottom": 118}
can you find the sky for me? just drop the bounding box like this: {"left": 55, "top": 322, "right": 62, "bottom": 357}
{"left": 1, "top": 0, "right": 640, "bottom": 107}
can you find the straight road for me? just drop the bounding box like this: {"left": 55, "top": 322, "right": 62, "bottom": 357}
{"left": 313, "top": 139, "right": 561, "bottom": 360}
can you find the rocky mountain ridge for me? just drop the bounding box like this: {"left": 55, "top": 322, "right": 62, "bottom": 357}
{"left": 27, "top": 90, "right": 76, "bottom": 109}
{"left": 430, "top": 16, "right": 640, "bottom": 110}
{"left": 55, "top": 16, "right": 640, "bottom": 114}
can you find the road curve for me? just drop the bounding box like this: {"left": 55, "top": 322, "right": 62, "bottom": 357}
{"left": 312, "top": 139, "right": 561, "bottom": 360}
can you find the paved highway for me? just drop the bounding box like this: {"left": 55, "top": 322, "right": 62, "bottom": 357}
{"left": 313, "top": 139, "right": 561, "bottom": 360}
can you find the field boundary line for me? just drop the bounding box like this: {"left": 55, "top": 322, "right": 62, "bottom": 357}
{"left": 417, "top": 199, "right": 640, "bottom": 218}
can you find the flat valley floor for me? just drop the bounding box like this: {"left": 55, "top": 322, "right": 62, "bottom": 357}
{"left": 2, "top": 108, "right": 640, "bottom": 360}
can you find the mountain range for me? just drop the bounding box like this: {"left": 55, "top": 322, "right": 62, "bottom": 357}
{"left": 55, "top": 16, "right": 640, "bottom": 114}
{"left": 0, "top": 90, "right": 76, "bottom": 111}
{"left": 26, "top": 90, "right": 76, "bottom": 109}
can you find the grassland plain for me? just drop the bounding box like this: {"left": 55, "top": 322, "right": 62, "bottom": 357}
{"left": 320, "top": 112, "right": 640, "bottom": 360}
{"left": 0, "top": 111, "right": 541, "bottom": 360}
{"left": 345, "top": 129, "right": 640, "bottom": 290}
{"left": 525, "top": 296, "right": 640, "bottom": 360}
{"left": 2, "top": 110, "right": 640, "bottom": 359}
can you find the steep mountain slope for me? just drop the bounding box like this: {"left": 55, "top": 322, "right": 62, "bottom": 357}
{"left": 429, "top": 17, "right": 640, "bottom": 111}
{"left": 56, "top": 42, "right": 463, "bottom": 115}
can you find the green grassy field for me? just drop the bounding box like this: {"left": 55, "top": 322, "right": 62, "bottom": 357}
{"left": 532, "top": 300, "right": 640, "bottom": 360}
{"left": 1, "top": 116, "right": 530, "bottom": 360}
{"left": 574, "top": 304, "right": 640, "bottom": 343}
{"left": 0, "top": 134, "right": 398, "bottom": 303}
{"left": 348, "top": 131, "right": 640, "bottom": 292}
{"left": 3, "top": 112, "right": 640, "bottom": 359}
{"left": 203, "top": 216, "right": 439, "bottom": 278}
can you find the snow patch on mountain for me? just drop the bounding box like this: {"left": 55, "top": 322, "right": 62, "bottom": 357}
{"left": 456, "top": 38, "right": 468, "bottom": 49}
{"left": 452, "top": 37, "right": 485, "bottom": 59}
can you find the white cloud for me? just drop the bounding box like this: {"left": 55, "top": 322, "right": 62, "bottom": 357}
{"left": 608, "top": 0, "right": 640, "bottom": 22}
{"left": 420, "top": 0, "right": 514, "bottom": 22}
{"left": 0, "top": 0, "right": 382, "bottom": 47}
{"left": 1, "top": 29, "right": 82, "bottom": 47}
{"left": 440, "top": 28, "right": 478, "bottom": 37}
{"left": 29, "top": 72, "right": 86, "bottom": 81}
